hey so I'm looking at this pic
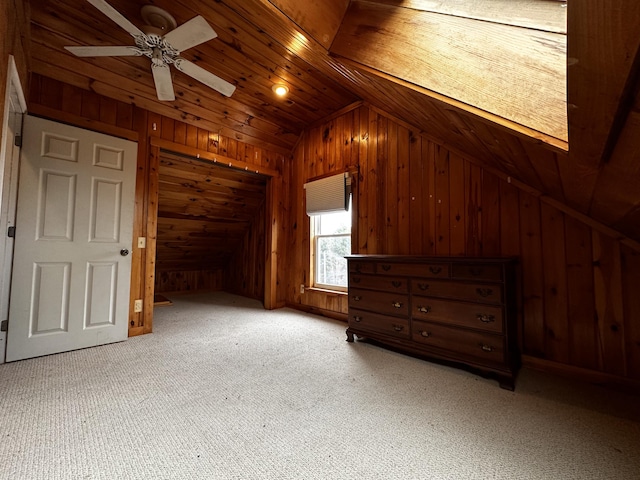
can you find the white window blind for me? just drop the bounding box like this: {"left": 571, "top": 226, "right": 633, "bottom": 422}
{"left": 304, "top": 172, "right": 351, "bottom": 216}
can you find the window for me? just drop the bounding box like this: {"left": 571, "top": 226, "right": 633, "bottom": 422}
{"left": 312, "top": 198, "right": 351, "bottom": 291}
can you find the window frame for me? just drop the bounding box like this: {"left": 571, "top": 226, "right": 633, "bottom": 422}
{"left": 310, "top": 201, "right": 352, "bottom": 293}
{"left": 312, "top": 230, "right": 351, "bottom": 292}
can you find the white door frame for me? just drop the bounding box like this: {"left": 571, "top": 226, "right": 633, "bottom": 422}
{"left": 0, "top": 55, "right": 27, "bottom": 363}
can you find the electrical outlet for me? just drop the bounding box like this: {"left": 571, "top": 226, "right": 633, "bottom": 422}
{"left": 134, "top": 299, "right": 143, "bottom": 313}
{"left": 300, "top": 284, "right": 305, "bottom": 294}
{"left": 137, "top": 237, "right": 146, "bottom": 248}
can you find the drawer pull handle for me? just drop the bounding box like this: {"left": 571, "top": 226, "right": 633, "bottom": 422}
{"left": 391, "top": 280, "right": 402, "bottom": 288}
{"left": 353, "top": 295, "right": 362, "bottom": 301}
{"left": 353, "top": 315, "right": 362, "bottom": 323}
{"left": 381, "top": 264, "right": 391, "bottom": 271}
{"left": 392, "top": 301, "right": 403, "bottom": 309}
{"left": 354, "top": 264, "right": 362, "bottom": 273}
{"left": 417, "top": 305, "right": 431, "bottom": 314}
{"left": 392, "top": 324, "right": 404, "bottom": 332}
{"left": 481, "top": 344, "right": 494, "bottom": 352}
{"left": 476, "top": 288, "right": 493, "bottom": 298}
{"left": 351, "top": 276, "right": 361, "bottom": 284}
{"left": 418, "top": 283, "right": 429, "bottom": 291}
{"left": 477, "top": 314, "right": 495, "bottom": 323}
{"left": 429, "top": 266, "right": 442, "bottom": 274}
{"left": 419, "top": 330, "right": 431, "bottom": 338}
{"left": 469, "top": 267, "right": 484, "bottom": 276}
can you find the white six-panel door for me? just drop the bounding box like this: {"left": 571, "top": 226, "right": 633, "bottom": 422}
{"left": 6, "top": 115, "right": 137, "bottom": 362}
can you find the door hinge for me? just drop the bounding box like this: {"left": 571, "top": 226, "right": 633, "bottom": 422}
{"left": 14, "top": 135, "right": 22, "bottom": 147}
{"left": 7, "top": 226, "right": 15, "bottom": 238}
{"left": 0, "top": 320, "right": 7, "bottom": 332}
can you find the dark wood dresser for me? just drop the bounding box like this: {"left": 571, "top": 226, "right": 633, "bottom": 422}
{"left": 346, "top": 255, "right": 519, "bottom": 389}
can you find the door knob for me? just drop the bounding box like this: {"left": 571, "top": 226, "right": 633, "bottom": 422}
{"left": 120, "top": 249, "right": 129, "bottom": 256}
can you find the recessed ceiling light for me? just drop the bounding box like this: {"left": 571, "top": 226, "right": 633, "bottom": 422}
{"left": 272, "top": 84, "right": 289, "bottom": 96}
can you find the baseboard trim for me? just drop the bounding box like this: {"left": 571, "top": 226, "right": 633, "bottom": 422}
{"left": 285, "top": 302, "right": 348, "bottom": 323}
{"left": 522, "top": 355, "right": 640, "bottom": 393}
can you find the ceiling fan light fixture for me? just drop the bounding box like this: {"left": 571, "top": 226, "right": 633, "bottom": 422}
{"left": 272, "top": 84, "right": 289, "bottom": 96}
{"left": 141, "top": 5, "right": 177, "bottom": 33}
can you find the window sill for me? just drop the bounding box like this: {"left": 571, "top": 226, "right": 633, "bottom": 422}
{"left": 306, "top": 287, "right": 348, "bottom": 296}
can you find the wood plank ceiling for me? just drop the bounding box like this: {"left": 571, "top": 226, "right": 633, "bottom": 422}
{"left": 30, "top": 0, "right": 359, "bottom": 154}
{"left": 27, "top": 0, "right": 640, "bottom": 244}
{"left": 157, "top": 152, "right": 267, "bottom": 272}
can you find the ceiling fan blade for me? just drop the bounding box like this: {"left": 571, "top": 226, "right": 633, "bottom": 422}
{"left": 152, "top": 63, "right": 176, "bottom": 101}
{"left": 173, "top": 58, "right": 236, "bottom": 97}
{"left": 87, "top": 0, "right": 145, "bottom": 38}
{"left": 65, "top": 45, "right": 141, "bottom": 57}
{"left": 163, "top": 16, "right": 217, "bottom": 53}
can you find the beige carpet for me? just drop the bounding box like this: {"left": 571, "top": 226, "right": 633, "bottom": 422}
{"left": 0, "top": 292, "right": 638, "bottom": 480}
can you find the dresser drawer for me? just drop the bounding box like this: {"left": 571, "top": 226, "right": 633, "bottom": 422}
{"left": 451, "top": 264, "right": 503, "bottom": 281}
{"left": 411, "top": 297, "right": 504, "bottom": 333}
{"left": 349, "top": 261, "right": 375, "bottom": 274}
{"left": 412, "top": 321, "right": 505, "bottom": 365}
{"left": 349, "top": 288, "right": 409, "bottom": 316}
{"left": 349, "top": 274, "right": 408, "bottom": 293}
{"left": 376, "top": 262, "right": 450, "bottom": 278}
{"left": 411, "top": 279, "right": 502, "bottom": 305}
{"left": 349, "top": 309, "right": 410, "bottom": 339}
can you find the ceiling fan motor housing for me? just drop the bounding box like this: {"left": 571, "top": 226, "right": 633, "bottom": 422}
{"left": 134, "top": 34, "right": 180, "bottom": 65}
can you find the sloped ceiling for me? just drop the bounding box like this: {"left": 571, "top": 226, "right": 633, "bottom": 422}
{"left": 27, "top": 0, "right": 640, "bottom": 242}
{"left": 331, "top": 0, "right": 568, "bottom": 141}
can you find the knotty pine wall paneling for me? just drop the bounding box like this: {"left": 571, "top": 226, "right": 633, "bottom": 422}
{"left": 28, "top": 75, "right": 284, "bottom": 335}
{"left": 151, "top": 107, "right": 284, "bottom": 304}
{"left": 0, "top": 0, "right": 30, "bottom": 129}
{"left": 284, "top": 104, "right": 640, "bottom": 384}
{"left": 225, "top": 199, "right": 266, "bottom": 301}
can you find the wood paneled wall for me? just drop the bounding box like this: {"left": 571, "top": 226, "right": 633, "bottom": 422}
{"left": 1, "top": 0, "right": 30, "bottom": 130}
{"left": 225, "top": 199, "right": 267, "bottom": 300}
{"left": 155, "top": 270, "right": 224, "bottom": 295}
{"left": 22, "top": 75, "right": 640, "bottom": 383}
{"left": 285, "top": 104, "right": 640, "bottom": 382}
{"left": 148, "top": 117, "right": 280, "bottom": 304}
{"left": 28, "top": 74, "right": 283, "bottom": 334}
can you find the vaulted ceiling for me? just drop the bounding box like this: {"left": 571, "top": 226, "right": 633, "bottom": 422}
{"left": 27, "top": 0, "right": 640, "bottom": 242}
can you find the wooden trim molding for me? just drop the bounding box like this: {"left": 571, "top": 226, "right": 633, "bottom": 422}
{"left": 522, "top": 355, "right": 640, "bottom": 393}
{"left": 285, "top": 302, "right": 348, "bottom": 322}
{"left": 150, "top": 137, "right": 281, "bottom": 178}
{"left": 143, "top": 143, "right": 160, "bottom": 334}
{"left": 264, "top": 178, "right": 278, "bottom": 310}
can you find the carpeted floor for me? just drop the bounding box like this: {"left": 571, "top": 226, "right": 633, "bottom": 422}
{"left": 0, "top": 292, "right": 638, "bottom": 480}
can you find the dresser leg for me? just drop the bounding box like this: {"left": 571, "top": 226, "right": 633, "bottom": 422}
{"left": 498, "top": 377, "right": 515, "bottom": 391}
{"left": 346, "top": 328, "right": 355, "bottom": 342}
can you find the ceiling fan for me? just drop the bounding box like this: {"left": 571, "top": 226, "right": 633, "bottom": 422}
{"left": 65, "top": 0, "right": 236, "bottom": 101}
